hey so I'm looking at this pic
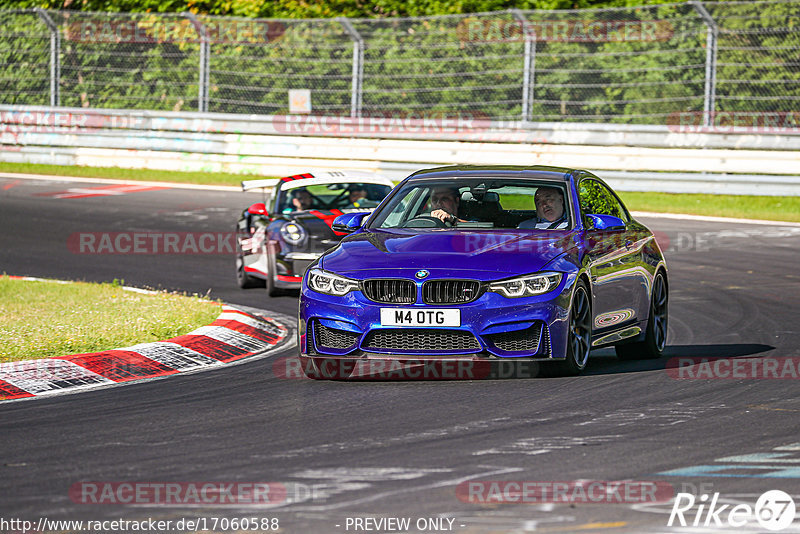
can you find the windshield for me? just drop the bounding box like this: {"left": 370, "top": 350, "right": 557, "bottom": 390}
{"left": 368, "top": 178, "right": 571, "bottom": 230}
{"left": 277, "top": 182, "right": 392, "bottom": 213}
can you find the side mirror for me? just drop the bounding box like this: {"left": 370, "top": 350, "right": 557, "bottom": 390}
{"left": 332, "top": 212, "right": 370, "bottom": 234}
{"left": 248, "top": 202, "right": 269, "bottom": 217}
{"left": 586, "top": 214, "right": 625, "bottom": 231}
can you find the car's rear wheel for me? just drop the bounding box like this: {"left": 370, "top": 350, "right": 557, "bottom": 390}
{"left": 235, "top": 239, "right": 264, "bottom": 289}
{"left": 616, "top": 271, "right": 668, "bottom": 360}
{"left": 554, "top": 280, "right": 592, "bottom": 376}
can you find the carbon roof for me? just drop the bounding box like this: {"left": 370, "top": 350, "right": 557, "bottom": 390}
{"left": 407, "top": 165, "right": 578, "bottom": 181}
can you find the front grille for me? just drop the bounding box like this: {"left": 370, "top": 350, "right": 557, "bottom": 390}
{"left": 362, "top": 279, "right": 416, "bottom": 304}
{"left": 423, "top": 280, "right": 482, "bottom": 304}
{"left": 314, "top": 322, "right": 361, "bottom": 350}
{"left": 486, "top": 324, "right": 544, "bottom": 353}
{"left": 363, "top": 329, "right": 481, "bottom": 352}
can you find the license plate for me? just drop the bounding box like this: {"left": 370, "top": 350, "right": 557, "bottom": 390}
{"left": 380, "top": 308, "right": 460, "bottom": 327}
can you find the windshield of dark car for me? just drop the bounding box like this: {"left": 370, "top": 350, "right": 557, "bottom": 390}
{"left": 368, "top": 178, "right": 571, "bottom": 230}
{"left": 277, "top": 182, "right": 392, "bottom": 213}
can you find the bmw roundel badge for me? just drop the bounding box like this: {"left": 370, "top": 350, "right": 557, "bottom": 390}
{"left": 415, "top": 270, "right": 429, "bottom": 279}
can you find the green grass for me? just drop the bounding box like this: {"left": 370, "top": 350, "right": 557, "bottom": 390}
{"left": 618, "top": 191, "right": 800, "bottom": 223}
{"left": 2, "top": 161, "right": 798, "bottom": 222}
{"left": 0, "top": 161, "right": 272, "bottom": 187}
{"left": 0, "top": 276, "right": 222, "bottom": 363}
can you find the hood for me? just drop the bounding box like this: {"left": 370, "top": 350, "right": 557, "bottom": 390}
{"left": 283, "top": 210, "right": 345, "bottom": 252}
{"left": 321, "top": 229, "right": 578, "bottom": 280}
{"left": 288, "top": 210, "right": 345, "bottom": 234}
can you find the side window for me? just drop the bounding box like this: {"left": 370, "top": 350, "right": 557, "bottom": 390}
{"left": 578, "top": 179, "right": 628, "bottom": 222}
{"left": 276, "top": 189, "right": 291, "bottom": 212}
{"left": 379, "top": 187, "right": 428, "bottom": 227}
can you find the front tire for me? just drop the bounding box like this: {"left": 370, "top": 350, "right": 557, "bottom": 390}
{"left": 554, "top": 280, "right": 592, "bottom": 376}
{"left": 616, "top": 271, "right": 668, "bottom": 360}
{"left": 264, "top": 243, "right": 283, "bottom": 298}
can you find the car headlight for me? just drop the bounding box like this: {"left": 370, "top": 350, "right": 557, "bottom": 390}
{"left": 280, "top": 222, "right": 307, "bottom": 245}
{"left": 307, "top": 268, "right": 359, "bottom": 296}
{"left": 488, "top": 272, "right": 562, "bottom": 298}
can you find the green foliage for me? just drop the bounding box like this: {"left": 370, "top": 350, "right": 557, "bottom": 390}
{"left": 6, "top": 0, "right": 681, "bottom": 18}
{"left": 1, "top": 1, "right": 798, "bottom": 123}
{"left": 0, "top": 161, "right": 273, "bottom": 185}
{"left": 618, "top": 190, "right": 800, "bottom": 222}
{"left": 0, "top": 276, "right": 221, "bottom": 362}
{"left": 579, "top": 179, "right": 622, "bottom": 218}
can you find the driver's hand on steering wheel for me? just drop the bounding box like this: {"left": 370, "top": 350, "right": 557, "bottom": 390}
{"left": 431, "top": 209, "right": 457, "bottom": 225}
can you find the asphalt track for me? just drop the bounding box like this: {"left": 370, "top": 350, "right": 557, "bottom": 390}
{"left": 2, "top": 175, "right": 800, "bottom": 533}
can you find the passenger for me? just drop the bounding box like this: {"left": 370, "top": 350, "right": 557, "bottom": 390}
{"left": 348, "top": 185, "right": 367, "bottom": 205}
{"left": 518, "top": 186, "right": 568, "bottom": 229}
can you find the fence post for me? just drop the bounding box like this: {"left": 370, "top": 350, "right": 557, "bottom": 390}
{"left": 511, "top": 9, "right": 535, "bottom": 124}
{"left": 339, "top": 17, "right": 364, "bottom": 118}
{"left": 184, "top": 12, "right": 210, "bottom": 113}
{"left": 690, "top": 1, "right": 718, "bottom": 127}
{"left": 35, "top": 8, "right": 60, "bottom": 107}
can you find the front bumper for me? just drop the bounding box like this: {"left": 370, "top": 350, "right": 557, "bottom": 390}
{"left": 275, "top": 251, "right": 322, "bottom": 287}
{"left": 299, "top": 273, "right": 576, "bottom": 367}
{"left": 298, "top": 354, "right": 546, "bottom": 380}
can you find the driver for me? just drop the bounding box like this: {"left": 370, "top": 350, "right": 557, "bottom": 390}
{"left": 430, "top": 186, "right": 467, "bottom": 225}
{"left": 290, "top": 188, "right": 313, "bottom": 211}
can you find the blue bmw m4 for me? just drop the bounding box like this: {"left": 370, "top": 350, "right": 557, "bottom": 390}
{"left": 298, "top": 165, "right": 668, "bottom": 379}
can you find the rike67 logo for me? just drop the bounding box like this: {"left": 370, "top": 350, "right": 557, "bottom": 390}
{"left": 669, "top": 490, "right": 796, "bottom": 531}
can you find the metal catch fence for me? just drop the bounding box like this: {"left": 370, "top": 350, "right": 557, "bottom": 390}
{"left": 0, "top": 1, "right": 798, "bottom": 125}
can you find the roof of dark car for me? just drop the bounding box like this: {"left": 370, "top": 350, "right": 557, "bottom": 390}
{"left": 407, "top": 165, "right": 576, "bottom": 182}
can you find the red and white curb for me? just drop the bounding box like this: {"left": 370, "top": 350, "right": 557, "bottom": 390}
{"left": 0, "top": 278, "right": 290, "bottom": 401}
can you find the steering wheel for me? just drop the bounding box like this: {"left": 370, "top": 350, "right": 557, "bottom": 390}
{"left": 402, "top": 215, "right": 452, "bottom": 228}
{"left": 326, "top": 189, "right": 349, "bottom": 209}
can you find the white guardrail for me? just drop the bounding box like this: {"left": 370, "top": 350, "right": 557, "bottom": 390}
{"left": 1, "top": 105, "right": 799, "bottom": 196}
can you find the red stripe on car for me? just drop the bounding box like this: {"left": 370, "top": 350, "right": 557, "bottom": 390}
{"left": 280, "top": 173, "right": 315, "bottom": 183}
{"left": 244, "top": 266, "right": 268, "bottom": 276}
{"left": 308, "top": 209, "right": 347, "bottom": 235}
